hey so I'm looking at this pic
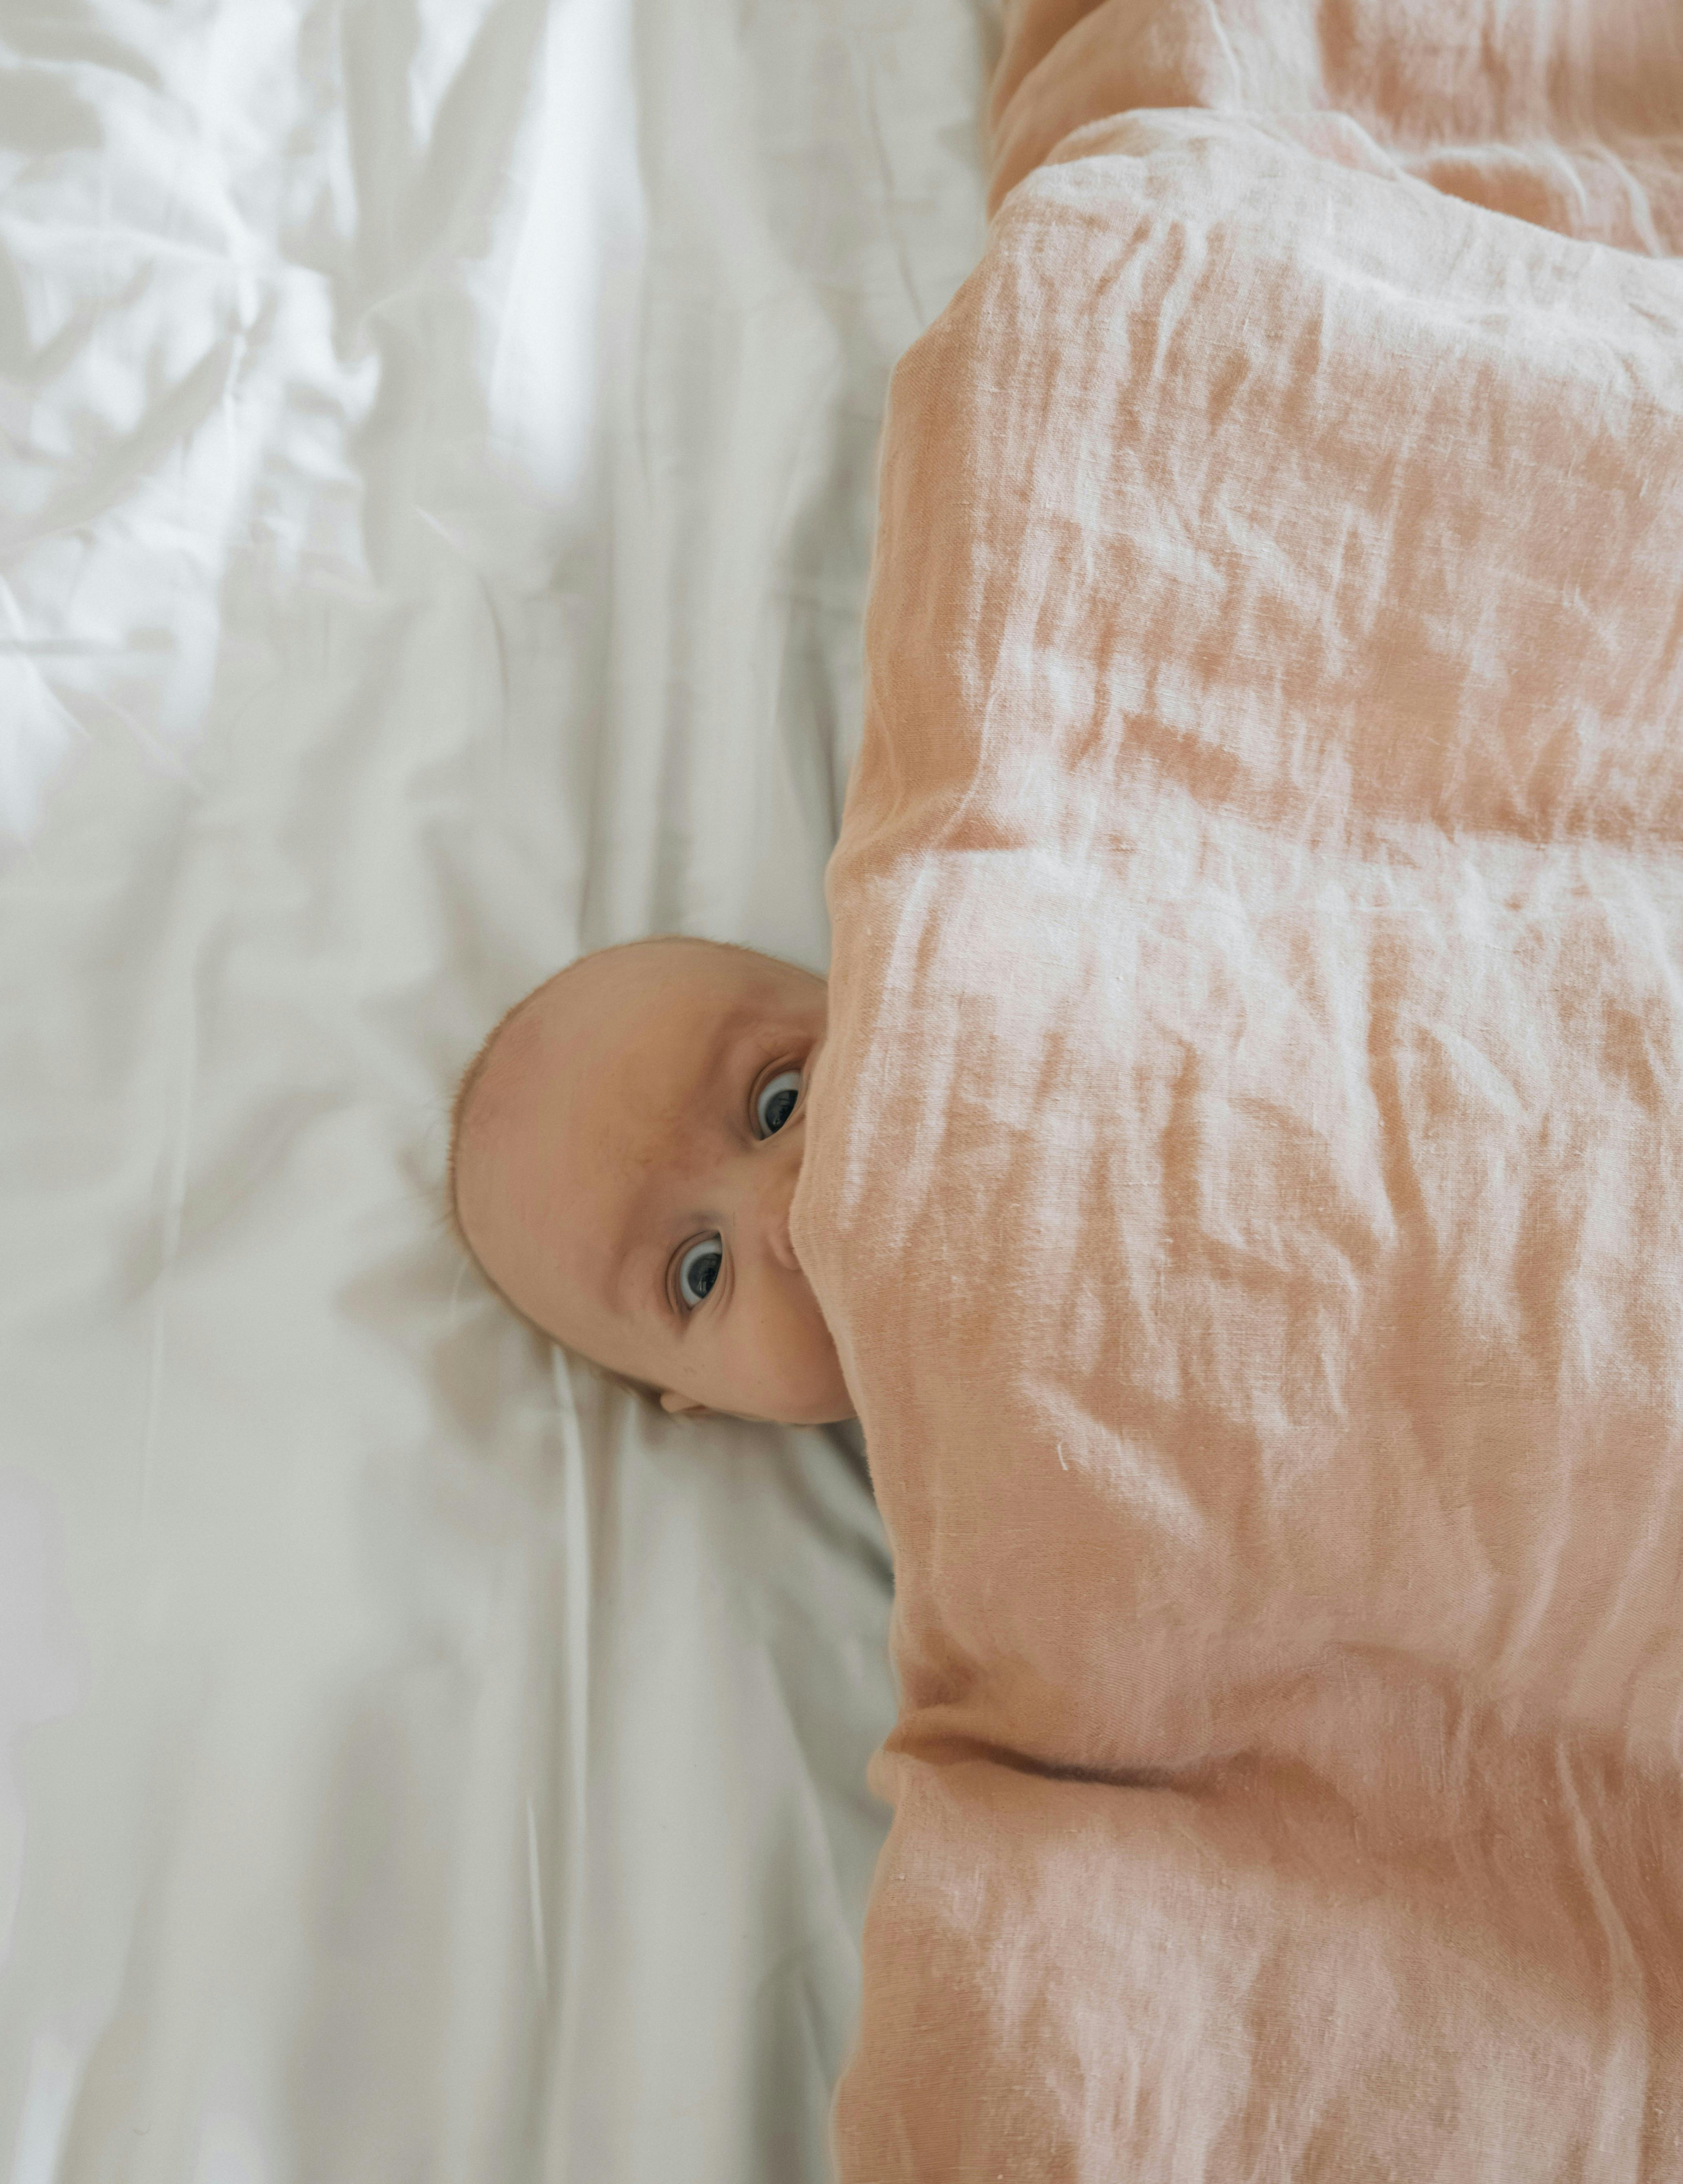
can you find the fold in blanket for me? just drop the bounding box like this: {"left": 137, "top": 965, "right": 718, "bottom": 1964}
{"left": 791, "top": 2, "right": 1683, "bottom": 2174}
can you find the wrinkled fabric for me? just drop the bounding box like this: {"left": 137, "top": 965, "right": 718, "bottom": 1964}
{"left": 790, "top": 2, "right": 1683, "bottom": 2174}
{"left": 0, "top": 1, "right": 997, "bottom": 2177}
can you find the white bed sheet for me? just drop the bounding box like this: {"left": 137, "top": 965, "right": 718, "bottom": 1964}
{"left": 0, "top": 2, "right": 995, "bottom": 2177}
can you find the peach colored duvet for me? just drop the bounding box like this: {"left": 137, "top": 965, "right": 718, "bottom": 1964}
{"left": 788, "top": 2, "right": 1683, "bottom": 2175}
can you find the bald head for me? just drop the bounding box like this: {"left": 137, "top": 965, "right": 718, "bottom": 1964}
{"left": 449, "top": 937, "right": 852, "bottom": 1425}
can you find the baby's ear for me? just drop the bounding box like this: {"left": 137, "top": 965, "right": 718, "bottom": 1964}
{"left": 659, "top": 1389, "right": 711, "bottom": 1418}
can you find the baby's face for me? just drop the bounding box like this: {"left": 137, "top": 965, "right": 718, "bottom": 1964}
{"left": 453, "top": 940, "right": 850, "bottom": 1425}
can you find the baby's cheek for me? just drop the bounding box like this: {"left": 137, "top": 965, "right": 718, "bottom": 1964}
{"left": 732, "top": 1293, "right": 806, "bottom": 1404}
{"left": 759, "top": 1273, "right": 846, "bottom": 1414}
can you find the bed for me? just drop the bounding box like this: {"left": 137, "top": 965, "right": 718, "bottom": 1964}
{"left": 0, "top": 2, "right": 997, "bottom": 2177}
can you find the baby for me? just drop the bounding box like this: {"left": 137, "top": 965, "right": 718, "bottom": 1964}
{"left": 448, "top": 935, "right": 854, "bottom": 1426}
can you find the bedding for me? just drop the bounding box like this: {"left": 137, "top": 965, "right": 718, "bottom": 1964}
{"left": 0, "top": 2, "right": 996, "bottom": 2179}
{"left": 793, "top": 0, "right": 1683, "bottom": 2173}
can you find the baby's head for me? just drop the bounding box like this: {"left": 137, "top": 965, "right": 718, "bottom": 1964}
{"left": 449, "top": 936, "right": 851, "bottom": 1425}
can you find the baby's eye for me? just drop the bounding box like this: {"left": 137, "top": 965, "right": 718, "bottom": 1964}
{"left": 676, "top": 1235, "right": 723, "bottom": 1310}
{"left": 755, "top": 1068, "right": 802, "bottom": 1138}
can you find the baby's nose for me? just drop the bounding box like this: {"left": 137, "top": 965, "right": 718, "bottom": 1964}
{"left": 769, "top": 1208, "right": 800, "bottom": 1273}
{"left": 758, "top": 1140, "right": 803, "bottom": 1273}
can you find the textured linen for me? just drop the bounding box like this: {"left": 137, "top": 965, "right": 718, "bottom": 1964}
{"left": 791, "top": 2, "right": 1683, "bottom": 2174}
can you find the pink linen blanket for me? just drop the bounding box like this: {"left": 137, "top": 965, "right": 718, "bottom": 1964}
{"left": 789, "top": 2, "right": 1683, "bottom": 2175}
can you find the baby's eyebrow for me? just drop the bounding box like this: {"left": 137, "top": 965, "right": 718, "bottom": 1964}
{"left": 613, "top": 1236, "right": 671, "bottom": 1328}
{"left": 606, "top": 1217, "right": 678, "bottom": 1328}
{"left": 599, "top": 1012, "right": 756, "bottom": 1322}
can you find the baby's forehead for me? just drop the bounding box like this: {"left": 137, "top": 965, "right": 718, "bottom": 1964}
{"left": 463, "top": 999, "right": 551, "bottom": 1137}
